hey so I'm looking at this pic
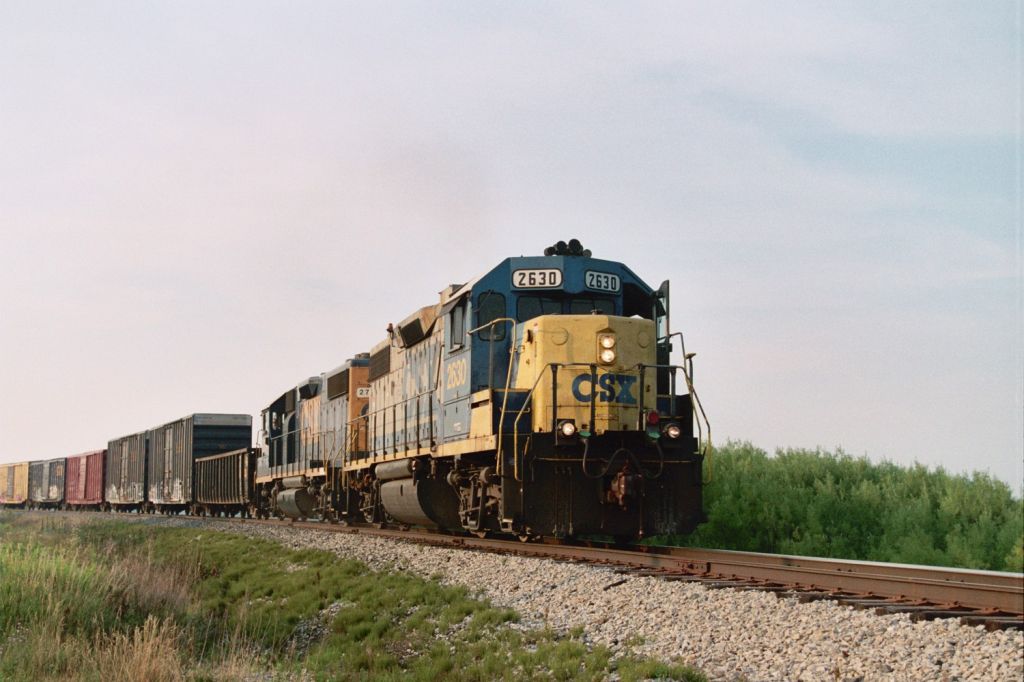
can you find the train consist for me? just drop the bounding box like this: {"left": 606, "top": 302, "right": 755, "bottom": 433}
{"left": 0, "top": 241, "right": 710, "bottom": 541}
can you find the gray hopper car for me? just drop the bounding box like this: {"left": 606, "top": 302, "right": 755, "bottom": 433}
{"left": 193, "top": 447, "right": 258, "bottom": 517}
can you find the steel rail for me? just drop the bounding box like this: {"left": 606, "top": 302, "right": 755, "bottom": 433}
{"left": 13, "top": 510, "right": 1020, "bottom": 624}
{"left": 253, "top": 520, "right": 1022, "bottom": 618}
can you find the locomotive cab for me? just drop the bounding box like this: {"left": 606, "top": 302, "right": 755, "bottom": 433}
{"left": 437, "top": 241, "right": 708, "bottom": 539}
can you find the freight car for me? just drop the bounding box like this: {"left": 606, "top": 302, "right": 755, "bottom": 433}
{"left": 257, "top": 240, "right": 710, "bottom": 541}
{"left": 146, "top": 414, "right": 252, "bottom": 513}
{"left": 194, "top": 447, "right": 259, "bottom": 517}
{"left": 106, "top": 431, "right": 148, "bottom": 511}
{"left": 0, "top": 462, "right": 29, "bottom": 507}
{"left": 28, "top": 457, "right": 65, "bottom": 509}
{"left": 65, "top": 450, "right": 106, "bottom": 510}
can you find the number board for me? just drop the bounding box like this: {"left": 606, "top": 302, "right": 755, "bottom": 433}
{"left": 585, "top": 271, "right": 621, "bottom": 293}
{"left": 512, "top": 268, "right": 563, "bottom": 289}
{"left": 355, "top": 387, "right": 370, "bottom": 399}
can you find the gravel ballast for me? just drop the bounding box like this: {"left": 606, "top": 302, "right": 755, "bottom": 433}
{"left": 142, "top": 517, "right": 1022, "bottom": 681}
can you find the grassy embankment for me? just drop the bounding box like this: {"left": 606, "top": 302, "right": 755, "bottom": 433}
{"left": 661, "top": 442, "right": 1023, "bottom": 572}
{"left": 0, "top": 512, "right": 704, "bottom": 681}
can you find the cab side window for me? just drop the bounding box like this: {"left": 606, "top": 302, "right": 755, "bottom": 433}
{"left": 476, "top": 292, "right": 506, "bottom": 341}
{"left": 448, "top": 301, "right": 466, "bottom": 351}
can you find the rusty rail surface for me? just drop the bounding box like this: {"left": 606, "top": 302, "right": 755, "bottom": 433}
{"left": 255, "top": 519, "right": 1022, "bottom": 624}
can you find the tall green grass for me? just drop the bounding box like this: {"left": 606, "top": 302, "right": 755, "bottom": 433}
{"left": 0, "top": 515, "right": 211, "bottom": 681}
{"left": 663, "top": 442, "right": 1023, "bottom": 572}
{"left": 1, "top": 513, "right": 704, "bottom": 681}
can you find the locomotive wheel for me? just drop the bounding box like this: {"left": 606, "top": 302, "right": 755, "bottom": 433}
{"left": 360, "top": 487, "right": 380, "bottom": 524}
{"left": 381, "top": 510, "right": 399, "bottom": 528}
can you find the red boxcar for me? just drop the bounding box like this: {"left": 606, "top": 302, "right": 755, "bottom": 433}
{"left": 65, "top": 450, "right": 106, "bottom": 508}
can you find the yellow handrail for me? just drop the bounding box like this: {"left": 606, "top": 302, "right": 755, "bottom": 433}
{"left": 679, "top": 364, "right": 713, "bottom": 482}
{"left": 465, "top": 317, "right": 518, "bottom": 477}
{"left": 511, "top": 366, "right": 552, "bottom": 482}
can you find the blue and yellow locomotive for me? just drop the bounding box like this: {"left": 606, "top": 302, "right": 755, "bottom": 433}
{"left": 257, "top": 240, "right": 709, "bottom": 540}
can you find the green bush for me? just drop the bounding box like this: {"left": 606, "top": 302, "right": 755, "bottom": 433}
{"left": 663, "top": 442, "right": 1023, "bottom": 572}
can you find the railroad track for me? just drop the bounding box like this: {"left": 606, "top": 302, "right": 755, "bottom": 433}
{"left": 255, "top": 518, "right": 1024, "bottom": 630}
{"left": 9, "top": 509, "right": 1023, "bottom": 630}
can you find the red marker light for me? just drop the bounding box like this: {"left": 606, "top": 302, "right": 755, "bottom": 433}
{"left": 646, "top": 410, "right": 660, "bottom": 426}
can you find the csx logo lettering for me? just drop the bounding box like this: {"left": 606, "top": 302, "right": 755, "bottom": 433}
{"left": 571, "top": 373, "right": 637, "bottom": 404}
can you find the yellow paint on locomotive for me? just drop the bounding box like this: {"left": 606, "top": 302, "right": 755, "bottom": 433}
{"left": 513, "top": 315, "right": 657, "bottom": 436}
{"left": 469, "top": 389, "right": 494, "bottom": 439}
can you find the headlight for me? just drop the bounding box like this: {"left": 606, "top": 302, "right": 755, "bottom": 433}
{"left": 599, "top": 348, "right": 616, "bottom": 364}
{"left": 559, "top": 420, "right": 577, "bottom": 437}
{"left": 664, "top": 423, "right": 682, "bottom": 439}
{"left": 598, "top": 333, "right": 616, "bottom": 349}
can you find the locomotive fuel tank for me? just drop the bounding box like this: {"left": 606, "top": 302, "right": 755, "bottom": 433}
{"left": 376, "top": 460, "right": 461, "bottom": 529}
{"left": 276, "top": 475, "right": 316, "bottom": 519}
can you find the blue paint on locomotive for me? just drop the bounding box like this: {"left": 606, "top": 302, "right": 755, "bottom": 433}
{"left": 437, "top": 255, "right": 658, "bottom": 444}
{"left": 262, "top": 354, "right": 370, "bottom": 475}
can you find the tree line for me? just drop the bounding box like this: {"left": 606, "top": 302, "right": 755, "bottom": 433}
{"left": 664, "top": 442, "right": 1023, "bottom": 572}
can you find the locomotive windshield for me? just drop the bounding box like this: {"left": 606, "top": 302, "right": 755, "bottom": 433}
{"left": 514, "top": 294, "right": 619, "bottom": 322}
{"left": 569, "top": 297, "right": 615, "bottom": 315}
{"left": 516, "top": 295, "right": 560, "bottom": 321}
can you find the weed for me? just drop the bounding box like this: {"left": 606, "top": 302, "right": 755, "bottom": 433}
{"left": 1, "top": 514, "right": 705, "bottom": 680}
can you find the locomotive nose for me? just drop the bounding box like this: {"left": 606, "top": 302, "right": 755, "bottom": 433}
{"left": 515, "top": 315, "right": 655, "bottom": 437}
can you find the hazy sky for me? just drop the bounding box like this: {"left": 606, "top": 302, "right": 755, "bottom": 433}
{"left": 1, "top": 2, "right": 1020, "bottom": 488}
